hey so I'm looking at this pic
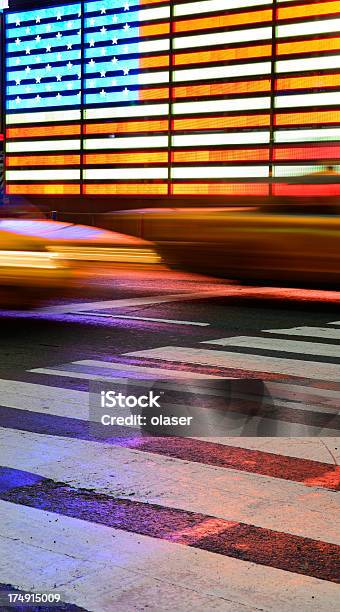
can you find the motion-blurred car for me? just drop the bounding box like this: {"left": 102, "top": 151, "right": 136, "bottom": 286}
{"left": 0, "top": 218, "right": 160, "bottom": 307}
{"left": 100, "top": 207, "right": 340, "bottom": 286}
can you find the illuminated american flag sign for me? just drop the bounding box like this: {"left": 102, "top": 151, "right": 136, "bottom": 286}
{"left": 4, "top": 0, "right": 340, "bottom": 198}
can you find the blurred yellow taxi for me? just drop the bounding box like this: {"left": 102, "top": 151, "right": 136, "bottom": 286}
{"left": 0, "top": 218, "right": 159, "bottom": 307}
{"left": 102, "top": 207, "right": 340, "bottom": 286}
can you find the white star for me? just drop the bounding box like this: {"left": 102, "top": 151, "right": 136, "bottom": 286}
{"left": 67, "top": 61, "right": 73, "bottom": 69}
{"left": 36, "top": 15, "right": 41, "bottom": 24}
{"left": 15, "top": 38, "right": 21, "bottom": 46}
{"left": 89, "top": 39, "right": 95, "bottom": 47}
{"left": 15, "top": 96, "right": 21, "bottom": 104}
{"left": 78, "top": 11, "right": 81, "bottom": 18}
{"left": 46, "top": 45, "right": 52, "bottom": 52}
{"left": 46, "top": 64, "right": 52, "bottom": 71}
{"left": 25, "top": 47, "right": 31, "bottom": 55}
{"left": 100, "top": 70, "right": 106, "bottom": 77}
{"left": 100, "top": 26, "right": 107, "bottom": 34}
{"left": 112, "top": 37, "right": 118, "bottom": 45}
{"left": 25, "top": 86, "right": 31, "bottom": 93}
{"left": 35, "top": 94, "right": 41, "bottom": 102}
{"left": 15, "top": 78, "right": 21, "bottom": 85}
{"left": 88, "top": 58, "right": 95, "bottom": 67}
{"left": 78, "top": 30, "right": 81, "bottom": 36}
{"left": 46, "top": 24, "right": 51, "bottom": 32}
{"left": 123, "top": 67, "right": 129, "bottom": 75}
{"left": 78, "top": 72, "right": 81, "bottom": 79}
{"left": 123, "top": 87, "right": 129, "bottom": 95}
{"left": 56, "top": 32, "right": 62, "bottom": 39}
{"left": 57, "top": 52, "right": 62, "bottom": 60}
{"left": 90, "top": 18, "right": 95, "bottom": 26}
{"left": 15, "top": 19, "right": 20, "bottom": 26}
{"left": 123, "top": 23, "right": 130, "bottom": 31}
{"left": 25, "top": 65, "right": 31, "bottom": 73}
{"left": 100, "top": 88, "right": 106, "bottom": 96}
{"left": 35, "top": 56, "right": 41, "bottom": 63}
{"left": 101, "top": 48, "right": 107, "bottom": 56}
{"left": 26, "top": 27, "right": 31, "bottom": 34}
{"left": 56, "top": 12, "right": 62, "bottom": 20}
{"left": 56, "top": 92, "right": 62, "bottom": 99}
{"left": 124, "top": 2, "right": 130, "bottom": 10}
{"left": 35, "top": 76, "right": 41, "bottom": 83}
{"left": 100, "top": 7, "right": 106, "bottom": 14}
{"left": 35, "top": 35, "right": 41, "bottom": 42}
{"left": 67, "top": 43, "right": 73, "bottom": 50}
{"left": 111, "top": 56, "right": 118, "bottom": 64}
{"left": 56, "top": 74, "right": 62, "bottom": 81}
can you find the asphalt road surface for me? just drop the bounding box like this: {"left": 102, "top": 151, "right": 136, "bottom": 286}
{"left": 0, "top": 266, "right": 339, "bottom": 611}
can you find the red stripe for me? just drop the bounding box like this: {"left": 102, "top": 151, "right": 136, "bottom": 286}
{"left": 273, "top": 184, "right": 340, "bottom": 197}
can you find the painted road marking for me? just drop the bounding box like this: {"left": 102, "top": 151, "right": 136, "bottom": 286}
{"left": 263, "top": 326, "right": 340, "bottom": 340}
{"left": 202, "top": 336, "right": 340, "bottom": 359}
{"left": 126, "top": 346, "right": 340, "bottom": 382}
{"left": 1, "top": 502, "right": 338, "bottom": 612}
{"left": 31, "top": 362, "right": 222, "bottom": 380}
{"left": 1, "top": 430, "right": 339, "bottom": 540}
{"left": 77, "top": 312, "right": 210, "bottom": 326}
{"left": 1, "top": 466, "right": 339, "bottom": 581}
{"left": 35, "top": 290, "right": 230, "bottom": 315}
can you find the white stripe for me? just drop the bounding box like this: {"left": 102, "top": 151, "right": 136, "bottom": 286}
{"left": 36, "top": 290, "right": 230, "bottom": 314}
{"left": 84, "top": 168, "right": 168, "bottom": 179}
{"left": 173, "top": 62, "right": 271, "bottom": 82}
{"left": 78, "top": 313, "right": 210, "bottom": 326}
{"left": 30, "top": 364, "right": 221, "bottom": 381}
{"left": 6, "top": 169, "right": 79, "bottom": 181}
{"left": 265, "top": 381, "right": 340, "bottom": 405}
{"left": 84, "top": 136, "right": 168, "bottom": 150}
{"left": 173, "top": 97, "right": 270, "bottom": 114}
{"left": 0, "top": 379, "right": 88, "bottom": 420}
{"left": 174, "top": 0, "right": 271, "bottom": 16}
{"left": 1, "top": 502, "right": 338, "bottom": 612}
{"left": 85, "top": 103, "right": 168, "bottom": 119}
{"left": 6, "top": 109, "right": 81, "bottom": 125}
{"left": 6, "top": 139, "right": 81, "bottom": 153}
{"left": 263, "top": 326, "right": 340, "bottom": 340}
{"left": 1, "top": 429, "right": 339, "bottom": 543}
{"left": 202, "top": 336, "right": 340, "bottom": 358}
{"left": 125, "top": 346, "right": 340, "bottom": 382}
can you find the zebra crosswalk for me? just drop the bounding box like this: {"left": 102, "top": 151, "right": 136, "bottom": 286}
{"left": 0, "top": 319, "right": 339, "bottom": 610}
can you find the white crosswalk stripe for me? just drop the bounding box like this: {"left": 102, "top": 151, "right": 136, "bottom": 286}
{"left": 263, "top": 326, "right": 340, "bottom": 339}
{"left": 202, "top": 336, "right": 340, "bottom": 358}
{"left": 126, "top": 345, "right": 340, "bottom": 382}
